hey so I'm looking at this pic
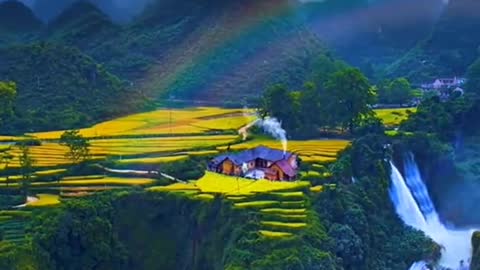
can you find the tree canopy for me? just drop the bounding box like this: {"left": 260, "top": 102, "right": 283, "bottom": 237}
{"left": 59, "top": 130, "right": 91, "bottom": 164}
{"left": 0, "top": 81, "right": 16, "bottom": 128}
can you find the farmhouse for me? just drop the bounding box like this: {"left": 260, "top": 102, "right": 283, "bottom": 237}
{"left": 208, "top": 146, "right": 298, "bottom": 181}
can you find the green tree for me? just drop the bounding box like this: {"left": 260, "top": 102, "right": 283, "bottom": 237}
{"left": 59, "top": 130, "right": 90, "bottom": 164}
{"left": 0, "top": 81, "right": 17, "bottom": 128}
{"left": 298, "top": 82, "right": 322, "bottom": 137}
{"left": 0, "top": 148, "right": 14, "bottom": 187}
{"left": 472, "top": 231, "right": 480, "bottom": 270}
{"left": 324, "top": 68, "right": 376, "bottom": 133}
{"left": 259, "top": 84, "right": 298, "bottom": 134}
{"left": 19, "top": 143, "right": 35, "bottom": 200}
{"left": 380, "top": 78, "right": 414, "bottom": 105}
{"left": 466, "top": 58, "right": 480, "bottom": 98}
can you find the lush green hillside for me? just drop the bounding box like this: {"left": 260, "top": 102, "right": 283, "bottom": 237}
{"left": 0, "top": 43, "right": 144, "bottom": 133}
{"left": 383, "top": 0, "right": 480, "bottom": 81}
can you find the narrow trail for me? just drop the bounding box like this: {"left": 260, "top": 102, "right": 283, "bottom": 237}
{"left": 101, "top": 166, "right": 186, "bottom": 183}
{"left": 238, "top": 119, "right": 259, "bottom": 140}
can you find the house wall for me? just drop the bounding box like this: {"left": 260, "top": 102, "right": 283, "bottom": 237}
{"left": 288, "top": 155, "right": 298, "bottom": 169}
{"left": 221, "top": 159, "right": 234, "bottom": 175}
{"left": 270, "top": 164, "right": 285, "bottom": 181}
{"left": 234, "top": 166, "right": 242, "bottom": 176}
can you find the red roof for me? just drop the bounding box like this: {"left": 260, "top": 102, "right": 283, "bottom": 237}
{"left": 274, "top": 160, "right": 296, "bottom": 177}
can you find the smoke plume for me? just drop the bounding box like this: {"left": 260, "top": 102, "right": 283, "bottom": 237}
{"left": 255, "top": 117, "right": 288, "bottom": 153}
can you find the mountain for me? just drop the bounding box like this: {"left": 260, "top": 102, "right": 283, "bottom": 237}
{"left": 0, "top": 0, "right": 42, "bottom": 32}
{"left": 301, "top": 0, "right": 445, "bottom": 80}
{"left": 0, "top": 43, "right": 144, "bottom": 133}
{"left": 31, "top": 0, "right": 331, "bottom": 104}
{"left": 383, "top": 0, "right": 480, "bottom": 82}
{"left": 29, "top": 0, "right": 153, "bottom": 23}
{"left": 46, "top": 1, "right": 119, "bottom": 53}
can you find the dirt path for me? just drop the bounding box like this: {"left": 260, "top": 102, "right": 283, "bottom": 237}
{"left": 238, "top": 119, "right": 259, "bottom": 140}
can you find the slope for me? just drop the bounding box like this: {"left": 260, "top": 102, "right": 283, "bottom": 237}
{"left": 0, "top": 43, "right": 144, "bottom": 133}
{"left": 384, "top": 0, "right": 480, "bottom": 82}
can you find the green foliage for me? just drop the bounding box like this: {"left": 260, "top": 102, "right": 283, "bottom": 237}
{"left": 0, "top": 43, "right": 145, "bottom": 134}
{"left": 18, "top": 143, "right": 34, "bottom": 200}
{"left": 377, "top": 78, "right": 414, "bottom": 105}
{"left": 472, "top": 231, "right": 480, "bottom": 270}
{"left": 260, "top": 67, "right": 378, "bottom": 138}
{"left": 0, "top": 81, "right": 16, "bottom": 128}
{"left": 59, "top": 130, "right": 90, "bottom": 164}
{"left": 324, "top": 68, "right": 376, "bottom": 133}
{"left": 466, "top": 58, "right": 480, "bottom": 97}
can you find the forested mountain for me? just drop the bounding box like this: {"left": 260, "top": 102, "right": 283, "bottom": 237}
{"left": 0, "top": 43, "right": 144, "bottom": 133}
{"left": 1, "top": 0, "right": 480, "bottom": 133}
{"left": 383, "top": 0, "right": 480, "bottom": 82}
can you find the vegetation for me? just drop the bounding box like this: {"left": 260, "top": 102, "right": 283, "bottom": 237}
{"left": 260, "top": 67, "right": 376, "bottom": 137}
{"left": 59, "top": 130, "right": 91, "bottom": 164}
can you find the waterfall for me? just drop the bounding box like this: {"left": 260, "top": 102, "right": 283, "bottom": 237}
{"left": 389, "top": 154, "right": 476, "bottom": 269}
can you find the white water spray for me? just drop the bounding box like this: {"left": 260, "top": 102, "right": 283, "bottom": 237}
{"left": 255, "top": 117, "right": 288, "bottom": 153}
{"left": 389, "top": 154, "right": 477, "bottom": 269}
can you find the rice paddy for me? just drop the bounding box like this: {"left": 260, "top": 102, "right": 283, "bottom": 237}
{"left": 218, "top": 139, "right": 349, "bottom": 164}
{"left": 27, "top": 194, "right": 60, "bottom": 207}
{"left": 374, "top": 107, "right": 416, "bottom": 127}
{"left": 28, "top": 107, "right": 255, "bottom": 139}
{"left": 0, "top": 106, "right": 338, "bottom": 215}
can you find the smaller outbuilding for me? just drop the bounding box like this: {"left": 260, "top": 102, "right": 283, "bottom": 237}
{"left": 208, "top": 146, "right": 298, "bottom": 181}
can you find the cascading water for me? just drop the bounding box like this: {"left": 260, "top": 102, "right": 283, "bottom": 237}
{"left": 389, "top": 153, "right": 476, "bottom": 269}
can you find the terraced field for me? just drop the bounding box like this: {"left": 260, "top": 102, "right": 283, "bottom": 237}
{"left": 0, "top": 135, "right": 237, "bottom": 169}
{"left": 29, "top": 107, "right": 255, "bottom": 139}
{"left": 149, "top": 171, "right": 320, "bottom": 240}
{"left": 218, "top": 139, "right": 349, "bottom": 163}
{"left": 374, "top": 107, "right": 416, "bottom": 127}
{"left": 0, "top": 211, "right": 31, "bottom": 244}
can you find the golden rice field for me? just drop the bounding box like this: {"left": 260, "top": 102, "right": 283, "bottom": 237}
{"left": 28, "top": 107, "right": 256, "bottom": 139}
{"left": 374, "top": 107, "right": 416, "bottom": 127}
{"left": 117, "top": 155, "right": 188, "bottom": 165}
{"left": 218, "top": 139, "right": 350, "bottom": 163}
{"left": 151, "top": 171, "right": 310, "bottom": 196}
{"left": 0, "top": 135, "right": 237, "bottom": 168}
{"left": 27, "top": 194, "right": 60, "bottom": 207}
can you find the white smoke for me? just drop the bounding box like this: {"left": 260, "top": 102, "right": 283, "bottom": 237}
{"left": 255, "top": 117, "right": 288, "bottom": 153}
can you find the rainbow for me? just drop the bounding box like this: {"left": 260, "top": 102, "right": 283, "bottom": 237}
{"left": 138, "top": 0, "right": 446, "bottom": 103}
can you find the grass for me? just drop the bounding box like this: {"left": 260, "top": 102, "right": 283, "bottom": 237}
{"left": 261, "top": 221, "right": 307, "bottom": 229}
{"left": 27, "top": 194, "right": 60, "bottom": 207}
{"left": 374, "top": 107, "right": 416, "bottom": 127}
{"left": 259, "top": 230, "right": 293, "bottom": 238}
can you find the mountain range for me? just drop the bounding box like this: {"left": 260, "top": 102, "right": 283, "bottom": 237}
{"left": 0, "top": 0, "right": 479, "bottom": 133}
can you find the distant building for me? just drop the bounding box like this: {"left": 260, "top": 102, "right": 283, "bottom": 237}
{"left": 208, "top": 146, "right": 298, "bottom": 181}
{"left": 421, "top": 77, "right": 466, "bottom": 90}
{"left": 419, "top": 76, "right": 466, "bottom": 101}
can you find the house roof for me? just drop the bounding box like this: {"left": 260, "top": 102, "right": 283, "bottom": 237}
{"left": 273, "top": 159, "right": 296, "bottom": 177}
{"left": 211, "top": 146, "right": 293, "bottom": 166}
